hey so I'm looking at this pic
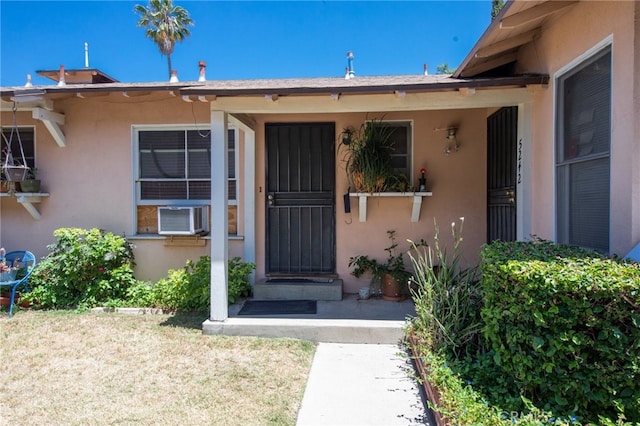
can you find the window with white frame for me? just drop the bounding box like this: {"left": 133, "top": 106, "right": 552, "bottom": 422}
{"left": 556, "top": 46, "right": 611, "bottom": 252}
{"left": 136, "top": 127, "right": 237, "bottom": 204}
{"left": 1, "top": 127, "right": 35, "bottom": 180}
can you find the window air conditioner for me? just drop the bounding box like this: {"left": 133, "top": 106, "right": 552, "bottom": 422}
{"left": 158, "top": 206, "right": 208, "bottom": 235}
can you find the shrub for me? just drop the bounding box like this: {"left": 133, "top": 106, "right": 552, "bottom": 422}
{"left": 410, "top": 345, "right": 573, "bottom": 426}
{"left": 407, "top": 218, "right": 484, "bottom": 360}
{"left": 228, "top": 256, "right": 254, "bottom": 303}
{"left": 479, "top": 239, "right": 640, "bottom": 422}
{"left": 124, "top": 256, "right": 255, "bottom": 311}
{"left": 24, "top": 228, "right": 137, "bottom": 309}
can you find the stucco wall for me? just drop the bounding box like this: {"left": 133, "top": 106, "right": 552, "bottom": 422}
{"left": 253, "top": 110, "right": 487, "bottom": 294}
{"left": 0, "top": 95, "right": 239, "bottom": 282}
{"left": 516, "top": 1, "right": 638, "bottom": 256}
{"left": 2, "top": 95, "right": 488, "bottom": 292}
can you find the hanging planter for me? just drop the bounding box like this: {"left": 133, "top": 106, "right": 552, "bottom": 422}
{"left": 3, "top": 165, "right": 29, "bottom": 182}
{"left": 2, "top": 102, "right": 30, "bottom": 183}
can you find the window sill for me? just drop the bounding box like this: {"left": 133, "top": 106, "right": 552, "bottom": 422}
{"left": 128, "top": 234, "right": 244, "bottom": 241}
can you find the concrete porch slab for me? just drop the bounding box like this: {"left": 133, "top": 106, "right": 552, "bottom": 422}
{"left": 202, "top": 294, "right": 416, "bottom": 344}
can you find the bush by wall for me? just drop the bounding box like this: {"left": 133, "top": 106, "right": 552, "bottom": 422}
{"left": 24, "top": 228, "right": 137, "bottom": 309}
{"left": 480, "top": 240, "right": 640, "bottom": 422}
{"left": 23, "top": 229, "right": 255, "bottom": 313}
{"left": 407, "top": 218, "right": 484, "bottom": 360}
{"left": 124, "top": 256, "right": 255, "bottom": 311}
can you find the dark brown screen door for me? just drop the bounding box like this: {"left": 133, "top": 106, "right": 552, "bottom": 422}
{"left": 265, "top": 123, "right": 336, "bottom": 274}
{"left": 487, "top": 107, "right": 517, "bottom": 242}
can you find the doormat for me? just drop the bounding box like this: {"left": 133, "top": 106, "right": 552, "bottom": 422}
{"left": 238, "top": 300, "right": 317, "bottom": 315}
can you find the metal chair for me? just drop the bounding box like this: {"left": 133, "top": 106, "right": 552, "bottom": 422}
{"left": 0, "top": 250, "right": 36, "bottom": 317}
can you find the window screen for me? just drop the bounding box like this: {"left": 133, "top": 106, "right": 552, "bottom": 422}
{"left": 370, "top": 121, "right": 412, "bottom": 182}
{"left": 556, "top": 47, "right": 611, "bottom": 252}
{"left": 138, "top": 128, "right": 237, "bottom": 202}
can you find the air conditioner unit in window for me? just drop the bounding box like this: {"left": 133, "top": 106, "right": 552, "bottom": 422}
{"left": 158, "top": 206, "right": 208, "bottom": 235}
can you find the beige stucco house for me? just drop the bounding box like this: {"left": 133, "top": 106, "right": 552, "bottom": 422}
{"left": 1, "top": 1, "right": 637, "bottom": 323}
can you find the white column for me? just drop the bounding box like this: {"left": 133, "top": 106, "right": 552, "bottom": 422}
{"left": 242, "top": 129, "right": 256, "bottom": 285}
{"left": 517, "top": 102, "right": 533, "bottom": 241}
{"left": 228, "top": 114, "right": 257, "bottom": 286}
{"left": 210, "top": 110, "right": 229, "bottom": 321}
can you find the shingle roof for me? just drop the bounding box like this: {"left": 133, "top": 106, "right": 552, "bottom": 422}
{"left": 1, "top": 73, "right": 548, "bottom": 98}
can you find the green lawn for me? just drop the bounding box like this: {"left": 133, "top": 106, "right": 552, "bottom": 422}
{"left": 0, "top": 311, "right": 315, "bottom": 425}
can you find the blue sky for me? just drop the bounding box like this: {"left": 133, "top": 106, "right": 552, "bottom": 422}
{"left": 1, "top": 1, "right": 492, "bottom": 87}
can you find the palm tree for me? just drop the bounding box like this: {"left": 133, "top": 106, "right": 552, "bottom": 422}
{"left": 135, "top": 0, "right": 194, "bottom": 78}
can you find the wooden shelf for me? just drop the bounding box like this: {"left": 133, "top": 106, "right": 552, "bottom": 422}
{"left": 349, "top": 192, "right": 433, "bottom": 222}
{"left": 0, "top": 192, "right": 49, "bottom": 220}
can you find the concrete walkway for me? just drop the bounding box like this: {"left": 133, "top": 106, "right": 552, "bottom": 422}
{"left": 297, "top": 343, "right": 435, "bottom": 426}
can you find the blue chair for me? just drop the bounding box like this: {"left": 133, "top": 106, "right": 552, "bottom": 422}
{"left": 0, "top": 251, "right": 36, "bottom": 317}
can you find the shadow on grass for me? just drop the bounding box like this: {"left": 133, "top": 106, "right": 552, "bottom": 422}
{"left": 159, "top": 311, "right": 208, "bottom": 330}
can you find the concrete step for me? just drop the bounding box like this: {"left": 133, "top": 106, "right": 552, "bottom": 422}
{"left": 253, "top": 278, "right": 343, "bottom": 301}
{"left": 203, "top": 318, "right": 406, "bottom": 344}
{"left": 202, "top": 295, "right": 415, "bottom": 344}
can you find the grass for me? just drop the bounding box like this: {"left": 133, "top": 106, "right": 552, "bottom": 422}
{"left": 0, "top": 310, "right": 316, "bottom": 425}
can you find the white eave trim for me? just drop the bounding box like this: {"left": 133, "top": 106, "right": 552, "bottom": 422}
{"left": 206, "top": 87, "right": 535, "bottom": 114}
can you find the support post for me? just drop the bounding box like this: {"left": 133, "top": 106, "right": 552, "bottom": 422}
{"left": 228, "top": 114, "right": 257, "bottom": 286}
{"left": 210, "top": 110, "right": 229, "bottom": 321}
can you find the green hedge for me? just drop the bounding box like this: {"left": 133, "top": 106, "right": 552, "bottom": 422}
{"left": 480, "top": 240, "right": 640, "bottom": 422}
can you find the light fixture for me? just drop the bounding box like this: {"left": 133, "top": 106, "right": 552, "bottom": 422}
{"left": 341, "top": 127, "right": 353, "bottom": 145}
{"left": 445, "top": 128, "right": 459, "bottom": 154}
{"left": 434, "top": 126, "right": 460, "bottom": 155}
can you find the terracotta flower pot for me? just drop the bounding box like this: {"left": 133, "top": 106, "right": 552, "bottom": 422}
{"left": 0, "top": 292, "right": 14, "bottom": 308}
{"left": 381, "top": 273, "right": 407, "bottom": 301}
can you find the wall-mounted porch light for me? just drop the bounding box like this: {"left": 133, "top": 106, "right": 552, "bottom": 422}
{"left": 434, "top": 127, "right": 460, "bottom": 155}
{"left": 341, "top": 127, "right": 353, "bottom": 145}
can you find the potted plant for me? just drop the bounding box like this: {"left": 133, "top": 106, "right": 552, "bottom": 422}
{"left": 348, "top": 230, "right": 412, "bottom": 301}
{"left": 341, "top": 118, "right": 407, "bottom": 193}
{"left": 1, "top": 179, "right": 16, "bottom": 194}
{"left": 0, "top": 248, "right": 18, "bottom": 308}
{"left": 19, "top": 168, "right": 41, "bottom": 193}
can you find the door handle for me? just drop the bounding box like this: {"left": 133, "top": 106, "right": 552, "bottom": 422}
{"left": 508, "top": 197, "right": 515, "bottom": 205}
{"left": 268, "top": 194, "right": 274, "bottom": 206}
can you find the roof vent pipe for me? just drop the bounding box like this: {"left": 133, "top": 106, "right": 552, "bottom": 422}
{"left": 84, "top": 42, "right": 89, "bottom": 68}
{"left": 24, "top": 74, "right": 33, "bottom": 87}
{"left": 58, "top": 65, "right": 66, "bottom": 86}
{"left": 346, "top": 51, "right": 355, "bottom": 79}
{"left": 198, "top": 61, "right": 206, "bottom": 82}
{"left": 169, "top": 70, "right": 179, "bottom": 83}
{"left": 424, "top": 64, "right": 429, "bottom": 75}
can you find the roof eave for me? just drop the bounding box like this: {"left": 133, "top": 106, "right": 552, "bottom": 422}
{"left": 0, "top": 75, "right": 549, "bottom": 100}
{"left": 179, "top": 75, "right": 549, "bottom": 97}
{"left": 453, "top": 1, "right": 516, "bottom": 79}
